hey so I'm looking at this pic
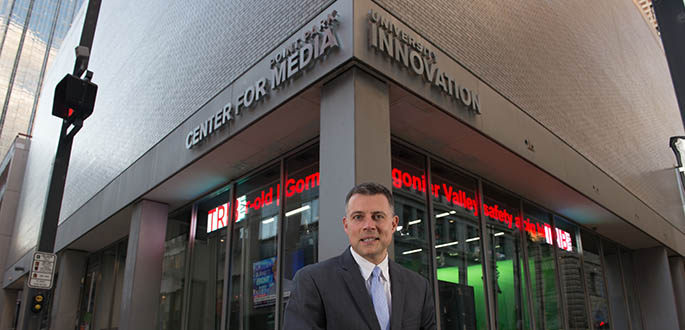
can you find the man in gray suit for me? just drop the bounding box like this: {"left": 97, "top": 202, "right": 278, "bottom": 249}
{"left": 283, "top": 182, "right": 436, "bottom": 330}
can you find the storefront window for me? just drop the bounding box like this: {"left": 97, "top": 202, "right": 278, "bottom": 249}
{"left": 391, "top": 143, "right": 431, "bottom": 279}
{"left": 280, "top": 145, "right": 319, "bottom": 321}
{"left": 431, "top": 160, "right": 487, "bottom": 330}
{"left": 523, "top": 203, "right": 562, "bottom": 329}
{"left": 603, "top": 240, "right": 630, "bottom": 330}
{"left": 77, "top": 240, "right": 128, "bottom": 330}
{"left": 158, "top": 206, "right": 192, "bottom": 330}
{"left": 554, "top": 216, "right": 589, "bottom": 330}
{"left": 483, "top": 183, "right": 528, "bottom": 330}
{"left": 187, "top": 188, "right": 231, "bottom": 330}
{"left": 580, "top": 230, "right": 610, "bottom": 329}
{"left": 228, "top": 165, "right": 280, "bottom": 330}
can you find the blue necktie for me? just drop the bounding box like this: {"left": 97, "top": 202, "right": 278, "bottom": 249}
{"left": 370, "top": 266, "right": 390, "bottom": 330}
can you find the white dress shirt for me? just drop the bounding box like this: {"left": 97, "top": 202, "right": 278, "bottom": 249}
{"left": 349, "top": 246, "right": 392, "bottom": 314}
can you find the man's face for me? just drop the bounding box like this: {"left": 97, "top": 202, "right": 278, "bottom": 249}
{"left": 343, "top": 193, "right": 399, "bottom": 265}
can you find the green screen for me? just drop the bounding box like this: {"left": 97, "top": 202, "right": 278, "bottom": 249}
{"left": 437, "top": 260, "right": 522, "bottom": 330}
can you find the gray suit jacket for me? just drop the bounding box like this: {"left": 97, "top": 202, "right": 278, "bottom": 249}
{"left": 283, "top": 248, "right": 436, "bottom": 330}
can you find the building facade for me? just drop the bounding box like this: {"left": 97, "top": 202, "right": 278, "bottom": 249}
{"left": 0, "top": 0, "right": 684, "bottom": 329}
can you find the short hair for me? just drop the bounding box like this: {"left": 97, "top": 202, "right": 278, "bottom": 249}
{"left": 345, "top": 182, "right": 394, "bottom": 213}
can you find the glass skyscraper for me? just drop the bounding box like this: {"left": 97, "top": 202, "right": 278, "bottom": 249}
{"left": 0, "top": 0, "right": 84, "bottom": 157}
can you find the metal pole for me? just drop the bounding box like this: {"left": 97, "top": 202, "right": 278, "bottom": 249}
{"left": 19, "top": 1, "right": 101, "bottom": 329}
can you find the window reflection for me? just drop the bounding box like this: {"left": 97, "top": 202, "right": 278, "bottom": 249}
{"left": 432, "top": 161, "right": 487, "bottom": 330}
{"left": 280, "top": 145, "right": 320, "bottom": 324}
{"left": 554, "top": 216, "right": 589, "bottom": 330}
{"left": 523, "top": 203, "right": 562, "bottom": 329}
{"left": 77, "top": 240, "right": 128, "bottom": 330}
{"left": 158, "top": 207, "right": 191, "bottom": 330}
{"left": 228, "top": 165, "right": 280, "bottom": 330}
{"left": 483, "top": 184, "right": 527, "bottom": 330}
{"left": 392, "top": 143, "right": 431, "bottom": 279}
{"left": 188, "top": 189, "right": 231, "bottom": 330}
{"left": 581, "top": 230, "right": 610, "bottom": 329}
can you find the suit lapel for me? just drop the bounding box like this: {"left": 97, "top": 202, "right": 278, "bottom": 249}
{"left": 389, "top": 260, "right": 405, "bottom": 330}
{"left": 340, "top": 248, "right": 381, "bottom": 330}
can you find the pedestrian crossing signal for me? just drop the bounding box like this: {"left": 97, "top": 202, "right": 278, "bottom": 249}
{"left": 52, "top": 73, "right": 97, "bottom": 123}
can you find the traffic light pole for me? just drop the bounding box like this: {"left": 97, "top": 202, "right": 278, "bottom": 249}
{"left": 19, "top": 0, "right": 100, "bottom": 329}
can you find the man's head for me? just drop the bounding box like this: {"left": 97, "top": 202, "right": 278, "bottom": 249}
{"left": 343, "top": 182, "right": 399, "bottom": 265}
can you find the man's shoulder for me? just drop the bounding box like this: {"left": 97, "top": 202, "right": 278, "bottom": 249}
{"left": 295, "top": 252, "right": 344, "bottom": 278}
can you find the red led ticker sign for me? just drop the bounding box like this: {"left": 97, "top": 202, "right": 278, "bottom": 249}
{"left": 391, "top": 168, "right": 573, "bottom": 252}
{"left": 205, "top": 168, "right": 573, "bottom": 252}
{"left": 206, "top": 173, "right": 320, "bottom": 233}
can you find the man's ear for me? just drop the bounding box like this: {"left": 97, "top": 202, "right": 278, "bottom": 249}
{"left": 392, "top": 215, "right": 399, "bottom": 230}
{"left": 342, "top": 216, "right": 348, "bottom": 233}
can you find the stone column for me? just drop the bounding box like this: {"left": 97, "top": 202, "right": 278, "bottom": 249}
{"left": 118, "top": 200, "right": 168, "bottom": 330}
{"left": 669, "top": 256, "right": 685, "bottom": 330}
{"left": 632, "top": 247, "right": 680, "bottom": 329}
{"left": 319, "top": 67, "right": 392, "bottom": 261}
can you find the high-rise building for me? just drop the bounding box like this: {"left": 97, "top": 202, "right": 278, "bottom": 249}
{"left": 0, "top": 0, "right": 84, "bottom": 156}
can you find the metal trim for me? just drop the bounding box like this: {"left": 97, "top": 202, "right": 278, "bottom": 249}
{"left": 221, "top": 183, "right": 236, "bottom": 330}
{"left": 477, "top": 179, "right": 496, "bottom": 330}
{"left": 180, "top": 203, "right": 198, "bottom": 330}
{"left": 616, "top": 246, "right": 633, "bottom": 330}
{"left": 577, "top": 229, "right": 594, "bottom": 330}
{"left": 424, "top": 155, "right": 442, "bottom": 329}
{"left": 519, "top": 199, "right": 537, "bottom": 330}
{"left": 550, "top": 215, "right": 569, "bottom": 330}
{"left": 598, "top": 238, "right": 614, "bottom": 330}
{"left": 274, "top": 158, "right": 286, "bottom": 330}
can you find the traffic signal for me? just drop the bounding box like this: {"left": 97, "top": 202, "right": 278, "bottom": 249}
{"left": 52, "top": 73, "right": 97, "bottom": 123}
{"left": 30, "top": 294, "right": 45, "bottom": 313}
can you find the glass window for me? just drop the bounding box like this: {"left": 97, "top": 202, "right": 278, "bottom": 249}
{"left": 620, "top": 250, "right": 643, "bottom": 330}
{"left": 522, "top": 203, "right": 562, "bottom": 329}
{"left": 554, "top": 216, "right": 589, "bottom": 330}
{"left": 483, "top": 183, "right": 528, "bottom": 330}
{"left": 187, "top": 188, "right": 231, "bottom": 330}
{"left": 431, "top": 160, "right": 488, "bottom": 330}
{"left": 580, "top": 230, "right": 610, "bottom": 329}
{"left": 602, "top": 240, "right": 630, "bottom": 330}
{"left": 110, "top": 242, "right": 127, "bottom": 328}
{"left": 228, "top": 164, "right": 280, "bottom": 330}
{"left": 280, "top": 145, "right": 319, "bottom": 321}
{"left": 77, "top": 240, "right": 128, "bottom": 330}
{"left": 158, "top": 206, "right": 192, "bottom": 330}
{"left": 391, "top": 143, "right": 431, "bottom": 278}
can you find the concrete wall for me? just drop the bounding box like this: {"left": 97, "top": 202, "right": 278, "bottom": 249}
{"left": 373, "top": 0, "right": 684, "bottom": 235}
{"left": 7, "top": 0, "right": 335, "bottom": 267}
